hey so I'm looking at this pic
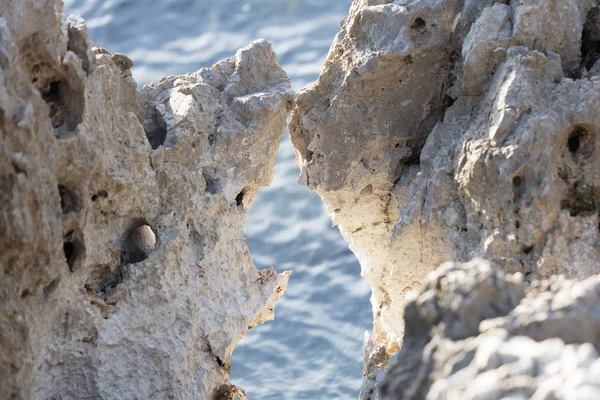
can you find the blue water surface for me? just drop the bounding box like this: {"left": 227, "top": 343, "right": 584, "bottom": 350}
{"left": 63, "top": 1, "right": 371, "bottom": 398}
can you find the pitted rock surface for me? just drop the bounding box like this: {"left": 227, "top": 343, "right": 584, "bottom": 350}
{"left": 290, "top": 0, "right": 600, "bottom": 349}
{"left": 290, "top": 0, "right": 600, "bottom": 397}
{"left": 0, "top": 1, "right": 293, "bottom": 398}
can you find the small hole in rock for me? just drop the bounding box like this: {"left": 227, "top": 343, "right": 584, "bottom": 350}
{"left": 63, "top": 230, "right": 85, "bottom": 272}
{"left": 143, "top": 106, "right": 168, "bottom": 149}
{"left": 19, "top": 33, "right": 85, "bottom": 136}
{"left": 515, "top": 220, "right": 520, "bottom": 229}
{"left": 403, "top": 139, "right": 425, "bottom": 170}
{"left": 568, "top": 127, "right": 587, "bottom": 154}
{"left": 12, "top": 162, "right": 25, "bottom": 175}
{"left": 411, "top": 17, "right": 426, "bottom": 30}
{"left": 522, "top": 245, "right": 534, "bottom": 255}
{"left": 121, "top": 224, "right": 157, "bottom": 265}
{"left": 208, "top": 133, "right": 217, "bottom": 146}
{"left": 513, "top": 176, "right": 523, "bottom": 187}
{"left": 443, "top": 94, "right": 456, "bottom": 108}
{"left": 44, "top": 278, "right": 60, "bottom": 297}
{"left": 64, "top": 242, "right": 75, "bottom": 264}
{"left": 236, "top": 190, "right": 245, "bottom": 207}
{"left": 513, "top": 175, "right": 528, "bottom": 205}
{"left": 405, "top": 152, "right": 421, "bottom": 167}
{"left": 91, "top": 190, "right": 108, "bottom": 201}
{"left": 360, "top": 184, "right": 373, "bottom": 196}
{"left": 63, "top": 242, "right": 77, "bottom": 272}
{"left": 557, "top": 167, "right": 569, "bottom": 182}
{"left": 581, "top": 5, "right": 600, "bottom": 70}
{"left": 41, "top": 81, "right": 65, "bottom": 129}
{"left": 58, "top": 185, "right": 78, "bottom": 214}
{"left": 21, "top": 289, "right": 31, "bottom": 299}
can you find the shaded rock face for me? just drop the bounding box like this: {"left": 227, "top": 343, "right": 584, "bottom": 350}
{"left": 0, "top": 1, "right": 293, "bottom": 399}
{"left": 381, "top": 260, "right": 600, "bottom": 400}
{"left": 290, "top": 0, "right": 600, "bottom": 352}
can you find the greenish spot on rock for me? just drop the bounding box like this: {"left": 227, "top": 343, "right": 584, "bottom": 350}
{"left": 560, "top": 186, "right": 600, "bottom": 217}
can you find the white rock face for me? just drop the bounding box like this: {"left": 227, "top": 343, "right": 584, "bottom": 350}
{"left": 289, "top": 0, "right": 600, "bottom": 397}
{"left": 0, "top": 1, "right": 293, "bottom": 399}
{"left": 290, "top": 0, "right": 600, "bottom": 348}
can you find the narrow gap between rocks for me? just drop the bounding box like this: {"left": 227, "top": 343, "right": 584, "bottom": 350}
{"left": 230, "top": 131, "right": 371, "bottom": 399}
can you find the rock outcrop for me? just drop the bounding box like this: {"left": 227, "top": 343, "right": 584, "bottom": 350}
{"left": 381, "top": 260, "right": 600, "bottom": 400}
{"left": 0, "top": 1, "right": 293, "bottom": 399}
{"left": 289, "top": 0, "right": 600, "bottom": 397}
{"left": 290, "top": 0, "right": 600, "bottom": 347}
{"left": 4, "top": 0, "right": 600, "bottom": 398}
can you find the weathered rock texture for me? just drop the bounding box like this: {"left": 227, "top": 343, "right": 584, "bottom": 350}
{"left": 0, "top": 1, "right": 293, "bottom": 399}
{"left": 381, "top": 260, "right": 600, "bottom": 400}
{"left": 290, "top": 0, "right": 600, "bottom": 397}
{"left": 290, "top": 0, "right": 600, "bottom": 349}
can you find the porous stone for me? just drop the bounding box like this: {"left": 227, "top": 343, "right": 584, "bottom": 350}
{"left": 289, "top": 0, "right": 600, "bottom": 397}
{"left": 0, "top": 1, "right": 294, "bottom": 398}
{"left": 290, "top": 0, "right": 600, "bottom": 350}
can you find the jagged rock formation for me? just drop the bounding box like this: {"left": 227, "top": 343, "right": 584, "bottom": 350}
{"left": 0, "top": 1, "right": 293, "bottom": 399}
{"left": 289, "top": 0, "right": 600, "bottom": 398}
{"left": 381, "top": 259, "right": 600, "bottom": 400}
{"left": 290, "top": 0, "right": 600, "bottom": 349}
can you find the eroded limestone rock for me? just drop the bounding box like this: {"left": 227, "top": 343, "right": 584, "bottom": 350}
{"left": 290, "top": 0, "right": 600, "bottom": 351}
{"left": 380, "top": 260, "right": 600, "bottom": 400}
{"left": 290, "top": 0, "right": 600, "bottom": 397}
{"left": 0, "top": 1, "right": 293, "bottom": 398}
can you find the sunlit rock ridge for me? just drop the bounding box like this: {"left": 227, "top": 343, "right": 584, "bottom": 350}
{"left": 0, "top": 0, "right": 293, "bottom": 398}
{"left": 289, "top": 0, "right": 600, "bottom": 398}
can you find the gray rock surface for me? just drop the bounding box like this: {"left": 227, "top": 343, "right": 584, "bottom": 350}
{"left": 0, "top": 1, "right": 293, "bottom": 398}
{"left": 381, "top": 260, "right": 600, "bottom": 400}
